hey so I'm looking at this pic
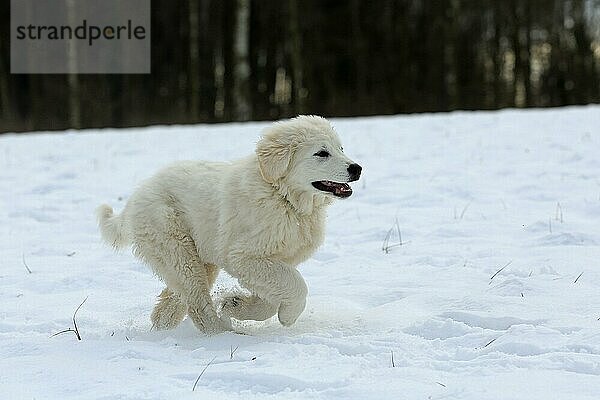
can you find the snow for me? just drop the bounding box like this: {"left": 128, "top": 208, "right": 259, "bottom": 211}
{"left": 1, "top": 106, "right": 600, "bottom": 399}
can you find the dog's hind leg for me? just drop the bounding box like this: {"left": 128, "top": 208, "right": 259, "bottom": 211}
{"left": 150, "top": 263, "right": 221, "bottom": 330}
{"left": 151, "top": 287, "right": 186, "bottom": 330}
{"left": 220, "top": 294, "right": 277, "bottom": 322}
{"left": 132, "top": 207, "right": 231, "bottom": 335}
{"left": 205, "top": 263, "right": 219, "bottom": 289}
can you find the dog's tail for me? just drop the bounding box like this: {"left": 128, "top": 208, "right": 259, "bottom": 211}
{"left": 96, "top": 204, "right": 130, "bottom": 249}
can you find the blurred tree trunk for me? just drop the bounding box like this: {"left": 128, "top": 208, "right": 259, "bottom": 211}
{"left": 523, "top": 0, "right": 532, "bottom": 106}
{"left": 549, "top": 0, "right": 566, "bottom": 106}
{"left": 491, "top": 2, "right": 502, "bottom": 107}
{"left": 571, "top": 0, "right": 598, "bottom": 103}
{"left": 453, "top": 1, "right": 469, "bottom": 108}
{"left": 109, "top": 76, "right": 123, "bottom": 127}
{"left": 288, "top": 0, "right": 305, "bottom": 114}
{"left": 232, "top": 0, "right": 251, "bottom": 120}
{"left": 248, "top": 1, "right": 266, "bottom": 119}
{"left": 388, "top": 0, "right": 410, "bottom": 112}
{"left": 218, "top": 0, "right": 233, "bottom": 120}
{"left": 350, "top": 0, "right": 366, "bottom": 114}
{"left": 198, "top": 0, "right": 216, "bottom": 121}
{"left": 446, "top": 0, "right": 459, "bottom": 110}
{"left": 431, "top": 0, "right": 448, "bottom": 110}
{"left": 188, "top": 0, "right": 200, "bottom": 121}
{"left": 511, "top": 0, "right": 521, "bottom": 107}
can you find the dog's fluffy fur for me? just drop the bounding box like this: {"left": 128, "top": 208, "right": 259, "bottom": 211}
{"left": 97, "top": 116, "right": 360, "bottom": 334}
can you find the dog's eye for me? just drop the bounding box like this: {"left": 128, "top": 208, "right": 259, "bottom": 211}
{"left": 314, "top": 150, "right": 330, "bottom": 158}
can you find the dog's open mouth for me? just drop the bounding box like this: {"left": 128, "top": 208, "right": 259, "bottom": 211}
{"left": 311, "top": 181, "right": 353, "bottom": 198}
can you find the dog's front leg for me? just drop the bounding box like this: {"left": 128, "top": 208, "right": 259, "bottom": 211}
{"left": 229, "top": 256, "right": 308, "bottom": 326}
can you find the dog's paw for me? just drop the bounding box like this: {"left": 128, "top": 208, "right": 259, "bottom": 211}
{"left": 150, "top": 294, "right": 186, "bottom": 330}
{"left": 220, "top": 294, "right": 277, "bottom": 322}
{"left": 277, "top": 298, "right": 306, "bottom": 327}
{"left": 219, "top": 295, "right": 242, "bottom": 314}
{"left": 203, "top": 321, "right": 233, "bottom": 336}
{"left": 186, "top": 302, "right": 233, "bottom": 335}
{"left": 151, "top": 311, "right": 183, "bottom": 330}
{"left": 192, "top": 314, "right": 233, "bottom": 335}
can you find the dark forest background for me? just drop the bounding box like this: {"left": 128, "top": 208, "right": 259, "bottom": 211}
{"left": 1, "top": 0, "right": 600, "bottom": 133}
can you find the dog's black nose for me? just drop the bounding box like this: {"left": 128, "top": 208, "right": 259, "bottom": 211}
{"left": 347, "top": 163, "right": 362, "bottom": 181}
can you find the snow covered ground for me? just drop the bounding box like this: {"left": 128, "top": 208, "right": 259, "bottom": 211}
{"left": 1, "top": 106, "right": 600, "bottom": 399}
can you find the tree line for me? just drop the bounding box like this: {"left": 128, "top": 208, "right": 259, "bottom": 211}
{"left": 0, "top": 0, "right": 599, "bottom": 133}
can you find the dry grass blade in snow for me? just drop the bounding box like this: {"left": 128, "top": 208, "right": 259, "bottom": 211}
{"left": 489, "top": 261, "right": 513, "bottom": 285}
{"left": 382, "top": 218, "right": 403, "bottom": 253}
{"left": 22, "top": 254, "right": 32, "bottom": 274}
{"left": 192, "top": 356, "right": 217, "bottom": 391}
{"left": 50, "top": 297, "right": 88, "bottom": 340}
{"left": 460, "top": 202, "right": 471, "bottom": 220}
{"left": 555, "top": 202, "right": 563, "bottom": 223}
{"left": 230, "top": 345, "right": 239, "bottom": 360}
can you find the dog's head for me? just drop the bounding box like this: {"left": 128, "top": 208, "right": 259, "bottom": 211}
{"left": 256, "top": 115, "right": 361, "bottom": 200}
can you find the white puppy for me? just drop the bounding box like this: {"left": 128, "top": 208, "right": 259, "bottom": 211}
{"left": 97, "top": 116, "right": 362, "bottom": 334}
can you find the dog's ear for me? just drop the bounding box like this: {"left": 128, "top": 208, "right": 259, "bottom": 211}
{"left": 256, "top": 127, "right": 293, "bottom": 184}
